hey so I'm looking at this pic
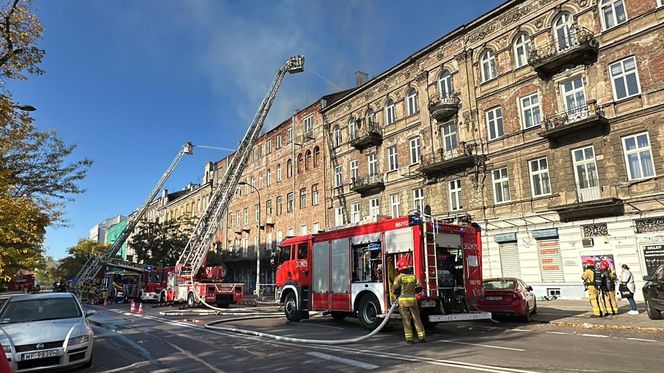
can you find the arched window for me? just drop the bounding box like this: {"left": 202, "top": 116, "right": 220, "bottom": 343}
{"left": 287, "top": 159, "right": 293, "bottom": 178}
{"left": 437, "top": 70, "right": 453, "bottom": 98}
{"left": 348, "top": 117, "right": 357, "bottom": 140}
{"left": 513, "top": 33, "right": 532, "bottom": 68}
{"left": 366, "top": 109, "right": 375, "bottom": 126}
{"left": 384, "top": 98, "right": 396, "bottom": 125}
{"left": 297, "top": 153, "right": 304, "bottom": 174}
{"left": 480, "top": 50, "right": 497, "bottom": 82}
{"left": 553, "top": 12, "right": 574, "bottom": 51}
{"left": 406, "top": 88, "right": 419, "bottom": 115}
{"left": 267, "top": 169, "right": 272, "bottom": 186}
{"left": 333, "top": 125, "right": 342, "bottom": 147}
{"left": 305, "top": 150, "right": 312, "bottom": 170}
{"left": 313, "top": 146, "right": 320, "bottom": 168}
{"left": 276, "top": 164, "right": 282, "bottom": 182}
{"left": 600, "top": 0, "right": 627, "bottom": 30}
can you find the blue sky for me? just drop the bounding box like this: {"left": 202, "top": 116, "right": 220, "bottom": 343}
{"left": 8, "top": 0, "right": 503, "bottom": 259}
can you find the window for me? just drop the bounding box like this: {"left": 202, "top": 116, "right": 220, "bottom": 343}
{"left": 529, "top": 158, "right": 551, "bottom": 197}
{"left": 350, "top": 159, "right": 358, "bottom": 181}
{"left": 449, "top": 180, "right": 462, "bottom": 211}
{"left": 368, "top": 153, "right": 377, "bottom": 176}
{"left": 622, "top": 132, "right": 655, "bottom": 180}
{"left": 387, "top": 145, "right": 398, "bottom": 172}
{"left": 287, "top": 228, "right": 294, "bottom": 236}
{"left": 492, "top": 168, "right": 510, "bottom": 204}
{"left": 277, "top": 231, "right": 283, "bottom": 245}
{"left": 513, "top": 33, "right": 532, "bottom": 68}
{"left": 266, "top": 199, "right": 272, "bottom": 216}
{"left": 335, "top": 165, "right": 343, "bottom": 187}
{"left": 520, "top": 93, "right": 541, "bottom": 129}
{"left": 442, "top": 121, "right": 457, "bottom": 153}
{"left": 276, "top": 196, "right": 283, "bottom": 215}
{"left": 553, "top": 12, "right": 574, "bottom": 51}
{"left": 366, "top": 109, "right": 376, "bottom": 125}
{"left": 600, "top": 0, "right": 627, "bottom": 30}
{"left": 485, "top": 107, "right": 504, "bottom": 140}
{"left": 412, "top": 188, "right": 424, "bottom": 212}
{"left": 250, "top": 177, "right": 255, "bottom": 192}
{"left": 255, "top": 204, "right": 260, "bottom": 222}
{"left": 348, "top": 118, "right": 357, "bottom": 140}
{"left": 335, "top": 206, "right": 345, "bottom": 226}
{"left": 243, "top": 208, "right": 248, "bottom": 225}
{"left": 299, "top": 188, "right": 307, "bottom": 209}
{"left": 305, "top": 150, "right": 312, "bottom": 170}
{"left": 277, "top": 164, "right": 282, "bottom": 182}
{"left": 437, "top": 70, "right": 453, "bottom": 98}
{"left": 480, "top": 50, "right": 497, "bottom": 82}
{"left": 227, "top": 211, "right": 232, "bottom": 227}
{"left": 312, "top": 184, "right": 320, "bottom": 206}
{"left": 287, "top": 127, "right": 293, "bottom": 144}
{"left": 384, "top": 98, "right": 396, "bottom": 125}
{"left": 300, "top": 225, "right": 308, "bottom": 235}
{"left": 561, "top": 77, "right": 586, "bottom": 117}
{"left": 351, "top": 203, "right": 361, "bottom": 223}
{"left": 287, "top": 159, "right": 293, "bottom": 178}
{"left": 609, "top": 57, "right": 640, "bottom": 100}
{"left": 287, "top": 192, "right": 294, "bottom": 213}
{"left": 303, "top": 116, "right": 313, "bottom": 133}
{"left": 297, "top": 153, "right": 304, "bottom": 174}
{"left": 276, "top": 134, "right": 282, "bottom": 149}
{"left": 313, "top": 146, "right": 320, "bottom": 168}
{"left": 390, "top": 194, "right": 400, "bottom": 217}
{"left": 313, "top": 222, "right": 320, "bottom": 234}
{"left": 267, "top": 169, "right": 272, "bottom": 186}
{"left": 365, "top": 198, "right": 378, "bottom": 217}
{"left": 406, "top": 88, "right": 419, "bottom": 115}
{"left": 572, "top": 146, "right": 599, "bottom": 201}
{"left": 267, "top": 140, "right": 273, "bottom": 154}
{"left": 409, "top": 137, "right": 421, "bottom": 165}
{"left": 236, "top": 211, "right": 241, "bottom": 226}
{"left": 333, "top": 125, "right": 342, "bottom": 147}
{"left": 258, "top": 175, "right": 263, "bottom": 190}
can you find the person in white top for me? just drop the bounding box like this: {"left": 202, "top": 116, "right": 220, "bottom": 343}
{"left": 620, "top": 264, "right": 638, "bottom": 315}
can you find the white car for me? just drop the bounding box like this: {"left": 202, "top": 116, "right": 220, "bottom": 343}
{"left": 0, "top": 292, "right": 94, "bottom": 372}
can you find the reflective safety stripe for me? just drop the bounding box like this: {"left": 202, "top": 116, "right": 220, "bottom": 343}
{"left": 417, "top": 331, "right": 426, "bottom": 338}
{"left": 400, "top": 297, "right": 416, "bottom": 301}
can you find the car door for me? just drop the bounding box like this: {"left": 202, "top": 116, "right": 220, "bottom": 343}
{"left": 653, "top": 266, "right": 664, "bottom": 308}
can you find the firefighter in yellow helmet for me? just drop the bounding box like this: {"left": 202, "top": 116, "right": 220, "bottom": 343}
{"left": 581, "top": 259, "right": 605, "bottom": 317}
{"left": 393, "top": 257, "right": 426, "bottom": 344}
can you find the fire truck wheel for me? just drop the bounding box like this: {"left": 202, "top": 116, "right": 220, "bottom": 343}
{"left": 331, "top": 311, "right": 347, "bottom": 321}
{"left": 358, "top": 294, "right": 381, "bottom": 330}
{"left": 187, "top": 292, "right": 196, "bottom": 308}
{"left": 284, "top": 292, "right": 302, "bottom": 322}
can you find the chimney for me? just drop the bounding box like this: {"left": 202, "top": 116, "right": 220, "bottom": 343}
{"left": 355, "top": 71, "right": 369, "bottom": 87}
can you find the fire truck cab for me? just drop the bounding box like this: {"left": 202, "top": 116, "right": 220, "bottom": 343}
{"left": 160, "top": 264, "right": 244, "bottom": 307}
{"left": 274, "top": 214, "right": 491, "bottom": 329}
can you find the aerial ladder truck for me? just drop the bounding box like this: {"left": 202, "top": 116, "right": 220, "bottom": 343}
{"left": 161, "top": 55, "right": 305, "bottom": 308}
{"left": 72, "top": 142, "right": 194, "bottom": 294}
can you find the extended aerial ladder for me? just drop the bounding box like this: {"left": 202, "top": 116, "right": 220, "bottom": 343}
{"left": 73, "top": 142, "right": 194, "bottom": 292}
{"left": 176, "top": 55, "right": 304, "bottom": 279}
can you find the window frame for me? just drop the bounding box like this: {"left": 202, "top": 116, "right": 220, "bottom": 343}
{"left": 351, "top": 203, "right": 361, "bottom": 223}
{"left": 369, "top": 198, "right": 380, "bottom": 217}
{"left": 513, "top": 33, "right": 532, "bottom": 68}
{"left": 599, "top": 0, "right": 627, "bottom": 31}
{"left": 367, "top": 153, "right": 378, "bottom": 177}
{"left": 529, "top": 157, "right": 552, "bottom": 198}
{"left": 335, "top": 206, "right": 345, "bottom": 226}
{"left": 390, "top": 194, "right": 400, "bottom": 217}
{"left": 333, "top": 125, "right": 342, "bottom": 147}
{"left": 492, "top": 167, "right": 511, "bottom": 204}
{"left": 409, "top": 137, "right": 421, "bottom": 165}
{"left": 609, "top": 56, "right": 641, "bottom": 101}
{"left": 449, "top": 179, "right": 462, "bottom": 211}
{"left": 334, "top": 165, "right": 343, "bottom": 187}
{"left": 299, "top": 187, "right": 307, "bottom": 209}
{"left": 406, "top": 88, "right": 419, "bottom": 116}
{"left": 412, "top": 188, "right": 424, "bottom": 212}
{"left": 437, "top": 70, "right": 453, "bottom": 98}
{"left": 384, "top": 98, "right": 396, "bottom": 125}
{"left": 480, "top": 49, "right": 497, "bottom": 82}
{"left": 312, "top": 184, "right": 319, "bottom": 206}
{"left": 520, "top": 92, "right": 542, "bottom": 130}
{"left": 303, "top": 116, "right": 313, "bottom": 133}
{"left": 349, "top": 159, "right": 359, "bottom": 181}
{"left": 485, "top": 106, "right": 504, "bottom": 140}
{"left": 387, "top": 145, "right": 398, "bottom": 172}
{"left": 622, "top": 132, "right": 656, "bottom": 181}
{"left": 287, "top": 192, "right": 294, "bottom": 213}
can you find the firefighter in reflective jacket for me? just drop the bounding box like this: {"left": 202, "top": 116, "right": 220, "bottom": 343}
{"left": 599, "top": 260, "right": 619, "bottom": 315}
{"left": 393, "top": 257, "right": 426, "bottom": 344}
{"left": 581, "top": 259, "right": 605, "bottom": 317}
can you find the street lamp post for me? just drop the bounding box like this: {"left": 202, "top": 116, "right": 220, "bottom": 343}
{"left": 238, "top": 181, "right": 262, "bottom": 299}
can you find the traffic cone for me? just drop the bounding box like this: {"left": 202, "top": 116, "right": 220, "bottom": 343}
{"left": 137, "top": 303, "right": 144, "bottom": 314}
{"left": 129, "top": 299, "right": 136, "bottom": 313}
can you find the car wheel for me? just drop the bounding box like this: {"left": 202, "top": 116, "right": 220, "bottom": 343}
{"left": 358, "top": 294, "right": 381, "bottom": 330}
{"left": 187, "top": 292, "right": 196, "bottom": 308}
{"left": 645, "top": 298, "right": 662, "bottom": 320}
{"left": 284, "top": 292, "right": 301, "bottom": 322}
{"left": 331, "top": 311, "right": 347, "bottom": 321}
{"left": 520, "top": 303, "right": 531, "bottom": 323}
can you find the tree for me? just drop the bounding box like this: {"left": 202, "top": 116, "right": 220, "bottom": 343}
{"left": 55, "top": 239, "right": 108, "bottom": 281}
{"left": 130, "top": 217, "right": 196, "bottom": 267}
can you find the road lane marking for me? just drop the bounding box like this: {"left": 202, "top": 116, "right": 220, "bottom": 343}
{"left": 581, "top": 334, "right": 609, "bottom": 338}
{"left": 437, "top": 339, "right": 525, "bottom": 352}
{"left": 508, "top": 328, "right": 532, "bottom": 332}
{"left": 626, "top": 337, "right": 656, "bottom": 342}
{"left": 306, "top": 351, "right": 379, "bottom": 370}
{"left": 545, "top": 331, "right": 571, "bottom": 335}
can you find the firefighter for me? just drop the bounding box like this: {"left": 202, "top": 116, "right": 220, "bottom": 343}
{"left": 393, "top": 257, "right": 426, "bottom": 344}
{"left": 581, "top": 259, "right": 604, "bottom": 317}
{"left": 599, "top": 260, "right": 619, "bottom": 315}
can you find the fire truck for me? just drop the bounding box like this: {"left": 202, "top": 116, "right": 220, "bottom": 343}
{"left": 274, "top": 214, "right": 491, "bottom": 329}
{"left": 159, "top": 264, "right": 243, "bottom": 307}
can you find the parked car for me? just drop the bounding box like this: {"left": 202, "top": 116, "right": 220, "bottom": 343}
{"left": 0, "top": 292, "right": 94, "bottom": 372}
{"left": 475, "top": 277, "right": 537, "bottom": 322}
{"left": 643, "top": 264, "right": 664, "bottom": 320}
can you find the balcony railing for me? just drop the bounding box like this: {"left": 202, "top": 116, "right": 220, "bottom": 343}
{"left": 528, "top": 26, "right": 599, "bottom": 79}
{"left": 575, "top": 178, "right": 601, "bottom": 203}
{"left": 350, "top": 121, "right": 383, "bottom": 150}
{"left": 418, "top": 143, "right": 475, "bottom": 177}
{"left": 350, "top": 174, "right": 385, "bottom": 196}
{"left": 428, "top": 93, "right": 460, "bottom": 122}
{"left": 538, "top": 100, "right": 609, "bottom": 141}
{"left": 550, "top": 178, "right": 624, "bottom": 222}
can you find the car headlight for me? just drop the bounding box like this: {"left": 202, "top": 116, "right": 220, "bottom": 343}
{"left": 69, "top": 335, "right": 90, "bottom": 345}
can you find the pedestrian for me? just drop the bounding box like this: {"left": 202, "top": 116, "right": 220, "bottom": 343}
{"left": 581, "top": 259, "right": 605, "bottom": 317}
{"left": 393, "top": 257, "right": 426, "bottom": 344}
{"left": 599, "top": 260, "right": 619, "bottom": 315}
{"left": 620, "top": 264, "right": 638, "bottom": 315}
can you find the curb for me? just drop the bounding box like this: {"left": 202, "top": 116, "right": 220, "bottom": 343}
{"left": 549, "top": 320, "right": 664, "bottom": 333}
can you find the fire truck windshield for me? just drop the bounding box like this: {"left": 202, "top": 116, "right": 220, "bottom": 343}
{"left": 278, "top": 245, "right": 291, "bottom": 264}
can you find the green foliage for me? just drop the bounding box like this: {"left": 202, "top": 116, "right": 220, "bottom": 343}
{"left": 55, "top": 239, "right": 108, "bottom": 281}
{"left": 129, "top": 216, "right": 196, "bottom": 266}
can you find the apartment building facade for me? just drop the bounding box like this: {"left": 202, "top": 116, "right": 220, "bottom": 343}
{"left": 322, "top": 0, "right": 664, "bottom": 299}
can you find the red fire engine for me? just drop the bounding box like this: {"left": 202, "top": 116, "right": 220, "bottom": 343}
{"left": 161, "top": 264, "right": 244, "bottom": 307}
{"left": 274, "top": 214, "right": 491, "bottom": 329}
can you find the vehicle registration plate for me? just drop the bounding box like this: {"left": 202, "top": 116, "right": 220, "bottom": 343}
{"left": 485, "top": 296, "right": 502, "bottom": 301}
{"left": 421, "top": 300, "right": 436, "bottom": 308}
{"left": 22, "top": 349, "right": 59, "bottom": 361}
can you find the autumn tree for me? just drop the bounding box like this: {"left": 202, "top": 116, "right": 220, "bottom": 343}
{"left": 130, "top": 217, "right": 196, "bottom": 267}
{"left": 55, "top": 239, "right": 109, "bottom": 281}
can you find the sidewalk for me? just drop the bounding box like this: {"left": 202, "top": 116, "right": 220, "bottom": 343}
{"left": 532, "top": 298, "right": 664, "bottom": 333}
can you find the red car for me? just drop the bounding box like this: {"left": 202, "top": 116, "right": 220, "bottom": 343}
{"left": 476, "top": 278, "right": 537, "bottom": 322}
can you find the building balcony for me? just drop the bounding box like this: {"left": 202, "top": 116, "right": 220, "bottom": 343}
{"left": 549, "top": 179, "right": 624, "bottom": 223}
{"left": 350, "top": 122, "right": 383, "bottom": 151}
{"left": 350, "top": 174, "right": 385, "bottom": 196}
{"left": 428, "top": 93, "right": 460, "bottom": 122}
{"left": 528, "top": 26, "right": 599, "bottom": 80}
{"left": 233, "top": 227, "right": 242, "bottom": 234}
{"left": 538, "top": 101, "right": 609, "bottom": 142}
{"left": 418, "top": 143, "right": 476, "bottom": 177}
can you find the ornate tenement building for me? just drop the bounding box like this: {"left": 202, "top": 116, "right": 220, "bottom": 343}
{"left": 322, "top": 0, "right": 664, "bottom": 299}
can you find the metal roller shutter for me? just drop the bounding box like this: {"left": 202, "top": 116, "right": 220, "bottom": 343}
{"left": 499, "top": 242, "right": 521, "bottom": 278}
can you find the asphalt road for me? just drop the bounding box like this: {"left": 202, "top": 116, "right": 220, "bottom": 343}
{"left": 75, "top": 303, "right": 664, "bottom": 373}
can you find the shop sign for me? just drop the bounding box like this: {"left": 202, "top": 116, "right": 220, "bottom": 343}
{"left": 643, "top": 245, "right": 664, "bottom": 276}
